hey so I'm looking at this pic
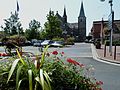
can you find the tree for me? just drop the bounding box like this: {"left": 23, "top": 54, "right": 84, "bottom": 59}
{"left": 1, "top": 11, "right": 23, "bottom": 36}
{"left": 44, "top": 10, "right": 62, "bottom": 39}
{"left": 25, "top": 19, "right": 41, "bottom": 40}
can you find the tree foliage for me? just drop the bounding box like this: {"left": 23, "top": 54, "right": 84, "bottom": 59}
{"left": 25, "top": 19, "right": 41, "bottom": 40}
{"left": 1, "top": 11, "right": 23, "bottom": 36}
{"left": 44, "top": 10, "right": 62, "bottom": 39}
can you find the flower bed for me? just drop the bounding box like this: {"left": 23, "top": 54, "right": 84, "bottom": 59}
{"left": 0, "top": 46, "right": 103, "bottom": 90}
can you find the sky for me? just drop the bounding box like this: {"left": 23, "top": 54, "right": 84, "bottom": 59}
{"left": 0, "top": 0, "right": 120, "bottom": 35}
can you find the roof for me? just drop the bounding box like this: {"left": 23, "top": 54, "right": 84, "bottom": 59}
{"left": 68, "top": 23, "right": 78, "bottom": 29}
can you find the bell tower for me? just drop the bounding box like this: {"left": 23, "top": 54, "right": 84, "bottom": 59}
{"left": 78, "top": 1, "right": 86, "bottom": 42}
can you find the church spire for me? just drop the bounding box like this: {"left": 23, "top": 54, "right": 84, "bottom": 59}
{"left": 79, "top": 1, "right": 85, "bottom": 17}
{"left": 63, "top": 6, "right": 67, "bottom": 17}
{"left": 63, "top": 6, "right": 67, "bottom": 23}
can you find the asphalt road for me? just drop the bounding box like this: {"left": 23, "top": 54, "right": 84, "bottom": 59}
{"left": 0, "top": 43, "right": 120, "bottom": 90}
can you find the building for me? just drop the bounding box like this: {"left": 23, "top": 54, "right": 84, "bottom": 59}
{"left": 91, "top": 19, "right": 120, "bottom": 42}
{"left": 56, "top": 1, "right": 86, "bottom": 42}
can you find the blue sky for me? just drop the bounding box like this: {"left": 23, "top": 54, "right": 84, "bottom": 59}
{"left": 0, "top": 0, "right": 120, "bottom": 35}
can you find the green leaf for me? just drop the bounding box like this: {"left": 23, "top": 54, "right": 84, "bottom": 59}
{"left": 7, "top": 59, "right": 20, "bottom": 83}
{"left": 35, "top": 76, "right": 41, "bottom": 84}
{"left": 40, "top": 69, "right": 44, "bottom": 90}
{"left": 16, "top": 49, "right": 26, "bottom": 65}
{"left": 17, "top": 79, "right": 23, "bottom": 90}
{"left": 16, "top": 65, "right": 23, "bottom": 89}
{"left": 28, "top": 69, "right": 33, "bottom": 90}
{"left": 0, "top": 72, "right": 8, "bottom": 76}
{"left": 35, "top": 75, "right": 51, "bottom": 90}
{"left": 41, "top": 45, "right": 50, "bottom": 67}
{"left": 44, "top": 71, "right": 52, "bottom": 90}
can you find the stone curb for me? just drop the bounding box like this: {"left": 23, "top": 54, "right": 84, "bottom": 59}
{"left": 91, "top": 44, "right": 120, "bottom": 64}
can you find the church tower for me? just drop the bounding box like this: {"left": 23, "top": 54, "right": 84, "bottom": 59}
{"left": 78, "top": 1, "right": 86, "bottom": 42}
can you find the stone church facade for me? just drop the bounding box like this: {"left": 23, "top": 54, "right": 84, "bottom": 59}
{"left": 56, "top": 2, "right": 86, "bottom": 42}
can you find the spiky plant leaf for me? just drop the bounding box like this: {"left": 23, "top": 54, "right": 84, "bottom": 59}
{"left": 16, "top": 65, "right": 23, "bottom": 89}
{"left": 44, "top": 71, "right": 52, "bottom": 90}
{"left": 40, "top": 69, "right": 44, "bottom": 90}
{"left": 7, "top": 59, "right": 20, "bottom": 83}
{"left": 16, "top": 49, "right": 25, "bottom": 65}
{"left": 17, "top": 79, "right": 23, "bottom": 90}
{"left": 28, "top": 69, "right": 33, "bottom": 90}
{"left": 41, "top": 45, "right": 50, "bottom": 67}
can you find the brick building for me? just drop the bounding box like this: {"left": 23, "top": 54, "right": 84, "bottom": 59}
{"left": 91, "top": 20, "right": 120, "bottom": 42}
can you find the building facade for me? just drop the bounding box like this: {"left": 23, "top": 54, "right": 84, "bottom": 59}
{"left": 56, "top": 2, "right": 86, "bottom": 42}
{"left": 91, "top": 20, "right": 120, "bottom": 42}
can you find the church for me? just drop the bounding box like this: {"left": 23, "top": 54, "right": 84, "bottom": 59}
{"left": 56, "top": 1, "right": 86, "bottom": 42}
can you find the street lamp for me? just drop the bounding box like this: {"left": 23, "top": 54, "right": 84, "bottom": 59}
{"left": 100, "top": 0, "right": 114, "bottom": 56}
{"left": 108, "top": 0, "right": 114, "bottom": 56}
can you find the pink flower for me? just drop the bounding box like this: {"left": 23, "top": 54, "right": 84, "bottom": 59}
{"left": 52, "top": 51, "right": 58, "bottom": 55}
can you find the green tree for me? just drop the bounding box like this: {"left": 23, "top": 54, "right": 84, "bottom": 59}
{"left": 25, "top": 19, "right": 41, "bottom": 40}
{"left": 44, "top": 10, "right": 62, "bottom": 39}
{"left": 1, "top": 11, "right": 23, "bottom": 36}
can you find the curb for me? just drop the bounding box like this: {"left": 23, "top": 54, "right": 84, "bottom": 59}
{"left": 91, "top": 44, "right": 120, "bottom": 64}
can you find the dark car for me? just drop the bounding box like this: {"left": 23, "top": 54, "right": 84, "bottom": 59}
{"left": 0, "top": 42, "right": 4, "bottom": 46}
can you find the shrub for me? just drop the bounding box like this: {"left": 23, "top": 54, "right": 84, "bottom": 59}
{"left": 105, "top": 40, "right": 120, "bottom": 46}
{"left": 52, "top": 37, "right": 64, "bottom": 41}
{"left": 65, "top": 37, "right": 75, "bottom": 45}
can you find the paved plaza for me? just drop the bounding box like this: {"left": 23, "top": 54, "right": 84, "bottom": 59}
{"left": 96, "top": 45, "right": 120, "bottom": 64}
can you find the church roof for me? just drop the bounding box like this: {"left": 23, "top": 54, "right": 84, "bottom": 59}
{"left": 68, "top": 23, "right": 78, "bottom": 29}
{"left": 56, "top": 11, "right": 63, "bottom": 22}
{"left": 79, "top": 1, "right": 85, "bottom": 17}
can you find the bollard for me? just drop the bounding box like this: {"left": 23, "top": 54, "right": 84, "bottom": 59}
{"left": 104, "top": 44, "right": 106, "bottom": 57}
{"left": 114, "top": 44, "right": 116, "bottom": 60}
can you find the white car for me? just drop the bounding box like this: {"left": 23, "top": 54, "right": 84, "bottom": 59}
{"left": 41, "top": 40, "right": 51, "bottom": 46}
{"left": 50, "top": 41, "right": 63, "bottom": 47}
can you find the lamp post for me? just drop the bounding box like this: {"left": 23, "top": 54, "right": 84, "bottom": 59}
{"left": 108, "top": 0, "right": 114, "bottom": 56}
{"left": 101, "top": 0, "right": 114, "bottom": 56}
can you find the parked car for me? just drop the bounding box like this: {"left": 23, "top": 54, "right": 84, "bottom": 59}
{"left": 24, "top": 41, "right": 32, "bottom": 46}
{"left": 51, "top": 41, "right": 64, "bottom": 47}
{"left": 41, "top": 40, "right": 51, "bottom": 46}
{"left": 33, "top": 42, "right": 41, "bottom": 47}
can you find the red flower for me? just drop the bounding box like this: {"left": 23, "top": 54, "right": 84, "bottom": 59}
{"left": 1, "top": 53, "right": 8, "bottom": 56}
{"left": 52, "top": 51, "right": 58, "bottom": 55}
{"left": 67, "top": 58, "right": 80, "bottom": 65}
{"left": 61, "top": 52, "right": 64, "bottom": 55}
{"left": 79, "top": 64, "right": 85, "bottom": 67}
{"left": 99, "top": 81, "right": 103, "bottom": 85}
{"left": 96, "top": 81, "right": 103, "bottom": 85}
